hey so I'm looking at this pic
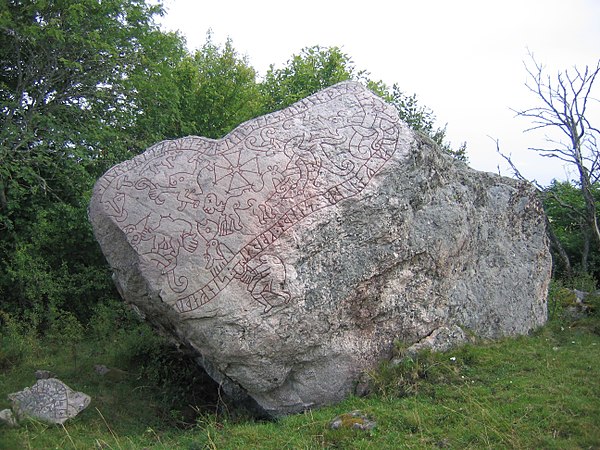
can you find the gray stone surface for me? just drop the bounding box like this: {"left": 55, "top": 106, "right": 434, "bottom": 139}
{"left": 34, "top": 369, "right": 55, "bottom": 380}
{"left": 330, "top": 410, "right": 376, "bottom": 430}
{"left": 9, "top": 378, "right": 91, "bottom": 424}
{"left": 402, "top": 325, "right": 469, "bottom": 359}
{"left": 89, "top": 81, "right": 551, "bottom": 417}
{"left": 0, "top": 408, "right": 18, "bottom": 427}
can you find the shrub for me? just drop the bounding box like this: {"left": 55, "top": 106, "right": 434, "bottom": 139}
{"left": 0, "top": 309, "right": 43, "bottom": 371}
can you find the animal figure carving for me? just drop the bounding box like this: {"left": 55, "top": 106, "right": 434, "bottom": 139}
{"left": 204, "top": 239, "right": 234, "bottom": 276}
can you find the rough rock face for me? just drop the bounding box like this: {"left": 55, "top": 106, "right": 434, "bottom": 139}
{"left": 0, "top": 409, "right": 18, "bottom": 427}
{"left": 9, "top": 379, "right": 91, "bottom": 424}
{"left": 89, "top": 81, "right": 551, "bottom": 417}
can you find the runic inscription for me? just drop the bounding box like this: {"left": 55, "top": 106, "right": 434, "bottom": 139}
{"left": 93, "top": 82, "right": 401, "bottom": 314}
{"left": 9, "top": 379, "right": 91, "bottom": 424}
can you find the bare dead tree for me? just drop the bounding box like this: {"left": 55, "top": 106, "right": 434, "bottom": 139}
{"left": 514, "top": 52, "right": 600, "bottom": 249}
{"left": 494, "top": 52, "right": 600, "bottom": 276}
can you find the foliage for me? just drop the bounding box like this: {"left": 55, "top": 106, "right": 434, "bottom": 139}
{"left": 130, "top": 31, "right": 263, "bottom": 143}
{"left": 368, "top": 348, "right": 463, "bottom": 400}
{"left": 382, "top": 84, "right": 468, "bottom": 161}
{"left": 260, "top": 45, "right": 356, "bottom": 113}
{"left": 0, "top": 0, "right": 172, "bottom": 321}
{"left": 260, "top": 45, "right": 466, "bottom": 160}
{"left": 546, "top": 279, "right": 578, "bottom": 320}
{"left": 0, "top": 0, "right": 165, "bottom": 212}
{"left": 543, "top": 180, "right": 600, "bottom": 278}
{"left": 3, "top": 199, "right": 115, "bottom": 321}
{"left": 110, "top": 25, "right": 189, "bottom": 151}
{"left": 0, "top": 310, "right": 42, "bottom": 371}
{"left": 186, "top": 34, "right": 263, "bottom": 139}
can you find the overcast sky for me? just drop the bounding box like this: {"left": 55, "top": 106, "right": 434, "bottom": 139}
{"left": 158, "top": 0, "right": 600, "bottom": 186}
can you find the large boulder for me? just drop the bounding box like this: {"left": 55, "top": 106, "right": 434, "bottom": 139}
{"left": 89, "top": 81, "right": 551, "bottom": 417}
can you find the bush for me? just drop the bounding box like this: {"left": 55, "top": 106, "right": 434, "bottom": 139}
{"left": 1, "top": 201, "right": 115, "bottom": 325}
{"left": 570, "top": 272, "right": 598, "bottom": 292}
{"left": 0, "top": 310, "right": 42, "bottom": 371}
{"left": 86, "top": 300, "right": 222, "bottom": 425}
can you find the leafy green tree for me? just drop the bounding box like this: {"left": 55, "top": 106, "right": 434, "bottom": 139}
{"left": 0, "top": 0, "right": 181, "bottom": 320}
{"left": 178, "top": 34, "right": 263, "bottom": 139}
{"left": 260, "top": 46, "right": 466, "bottom": 160}
{"left": 260, "top": 45, "right": 355, "bottom": 113}
{"left": 543, "top": 180, "right": 600, "bottom": 277}
{"left": 130, "top": 32, "right": 262, "bottom": 143}
{"left": 0, "top": 0, "right": 167, "bottom": 210}
{"left": 113, "top": 28, "right": 189, "bottom": 151}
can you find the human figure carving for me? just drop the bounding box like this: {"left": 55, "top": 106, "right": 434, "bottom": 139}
{"left": 234, "top": 255, "right": 290, "bottom": 312}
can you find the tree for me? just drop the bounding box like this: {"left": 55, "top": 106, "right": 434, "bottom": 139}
{"left": 260, "top": 45, "right": 355, "bottom": 113}
{"left": 260, "top": 46, "right": 466, "bottom": 160}
{"left": 516, "top": 54, "right": 600, "bottom": 242}
{"left": 543, "top": 181, "right": 600, "bottom": 276}
{"left": 122, "top": 31, "right": 264, "bottom": 144}
{"left": 178, "top": 34, "right": 263, "bottom": 139}
{"left": 0, "top": 0, "right": 171, "bottom": 222}
{"left": 499, "top": 53, "right": 600, "bottom": 279}
{"left": 0, "top": 0, "right": 184, "bottom": 319}
{"left": 113, "top": 27, "right": 189, "bottom": 151}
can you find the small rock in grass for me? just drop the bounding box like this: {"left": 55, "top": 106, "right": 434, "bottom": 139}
{"left": 94, "top": 364, "right": 111, "bottom": 375}
{"left": 0, "top": 408, "right": 18, "bottom": 427}
{"left": 330, "top": 410, "right": 376, "bottom": 431}
{"left": 94, "top": 365, "right": 130, "bottom": 382}
{"left": 34, "top": 369, "right": 55, "bottom": 379}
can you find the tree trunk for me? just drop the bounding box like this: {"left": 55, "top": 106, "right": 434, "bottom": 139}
{"left": 545, "top": 215, "right": 572, "bottom": 277}
{"left": 582, "top": 181, "right": 600, "bottom": 250}
{"left": 581, "top": 226, "right": 590, "bottom": 274}
{"left": 573, "top": 136, "right": 600, "bottom": 252}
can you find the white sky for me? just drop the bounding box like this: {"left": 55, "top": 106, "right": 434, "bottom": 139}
{"left": 157, "top": 0, "right": 600, "bottom": 186}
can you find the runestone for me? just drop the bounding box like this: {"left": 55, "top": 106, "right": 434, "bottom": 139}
{"left": 89, "top": 81, "right": 550, "bottom": 417}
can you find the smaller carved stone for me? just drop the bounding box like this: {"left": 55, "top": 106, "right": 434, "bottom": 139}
{"left": 8, "top": 378, "right": 90, "bottom": 424}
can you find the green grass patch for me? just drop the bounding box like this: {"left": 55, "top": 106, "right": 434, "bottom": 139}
{"left": 1, "top": 299, "right": 599, "bottom": 449}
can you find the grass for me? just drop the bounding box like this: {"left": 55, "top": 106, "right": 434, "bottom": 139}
{"left": 1, "top": 299, "right": 599, "bottom": 449}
